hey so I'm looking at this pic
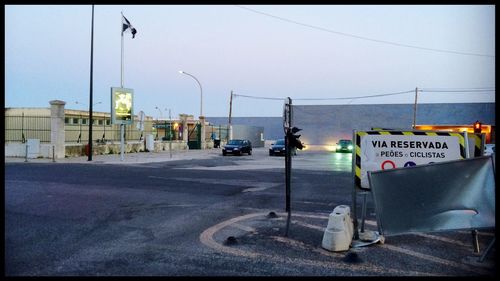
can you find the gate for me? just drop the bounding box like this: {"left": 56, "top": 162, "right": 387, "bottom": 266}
{"left": 188, "top": 123, "right": 201, "bottom": 149}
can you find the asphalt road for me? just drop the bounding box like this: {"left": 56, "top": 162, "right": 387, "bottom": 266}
{"left": 4, "top": 148, "right": 496, "bottom": 276}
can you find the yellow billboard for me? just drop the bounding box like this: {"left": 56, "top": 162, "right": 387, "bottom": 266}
{"left": 111, "top": 87, "right": 134, "bottom": 125}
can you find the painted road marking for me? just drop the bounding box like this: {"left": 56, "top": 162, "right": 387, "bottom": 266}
{"left": 232, "top": 223, "right": 257, "bottom": 233}
{"left": 290, "top": 220, "right": 325, "bottom": 232}
{"left": 383, "top": 244, "right": 491, "bottom": 275}
{"left": 364, "top": 220, "right": 478, "bottom": 248}
{"left": 271, "top": 235, "right": 343, "bottom": 258}
{"left": 458, "top": 230, "right": 494, "bottom": 237}
{"left": 414, "top": 233, "right": 472, "bottom": 248}
{"left": 149, "top": 176, "right": 280, "bottom": 192}
{"left": 241, "top": 186, "right": 278, "bottom": 193}
{"left": 360, "top": 220, "right": 492, "bottom": 275}
{"left": 175, "top": 164, "right": 282, "bottom": 171}
{"left": 199, "top": 212, "right": 482, "bottom": 276}
{"left": 270, "top": 235, "right": 440, "bottom": 276}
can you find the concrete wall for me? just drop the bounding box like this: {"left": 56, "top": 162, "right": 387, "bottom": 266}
{"left": 231, "top": 125, "right": 265, "bottom": 147}
{"left": 208, "top": 102, "right": 495, "bottom": 148}
{"left": 293, "top": 103, "right": 495, "bottom": 148}
{"left": 206, "top": 117, "right": 284, "bottom": 141}
{"left": 6, "top": 143, "right": 61, "bottom": 159}
{"left": 6, "top": 141, "right": 190, "bottom": 158}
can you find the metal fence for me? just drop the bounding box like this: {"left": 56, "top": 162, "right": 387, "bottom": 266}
{"left": 4, "top": 115, "right": 155, "bottom": 144}
{"left": 206, "top": 125, "right": 229, "bottom": 141}
{"left": 4, "top": 114, "right": 51, "bottom": 143}
{"left": 5, "top": 114, "right": 231, "bottom": 145}
{"left": 65, "top": 117, "right": 155, "bottom": 143}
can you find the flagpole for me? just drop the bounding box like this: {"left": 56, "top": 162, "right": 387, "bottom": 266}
{"left": 121, "top": 12, "right": 124, "bottom": 88}
{"left": 120, "top": 12, "right": 125, "bottom": 161}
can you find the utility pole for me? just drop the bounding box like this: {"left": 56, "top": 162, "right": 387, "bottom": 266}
{"left": 412, "top": 87, "right": 418, "bottom": 129}
{"left": 228, "top": 90, "right": 233, "bottom": 141}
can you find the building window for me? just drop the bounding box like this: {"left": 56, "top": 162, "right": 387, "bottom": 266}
{"left": 65, "top": 117, "right": 70, "bottom": 124}
{"left": 82, "top": 119, "right": 88, "bottom": 125}
{"left": 72, "top": 118, "right": 79, "bottom": 125}
{"left": 106, "top": 119, "right": 111, "bottom": 126}
{"left": 98, "top": 120, "right": 104, "bottom": 125}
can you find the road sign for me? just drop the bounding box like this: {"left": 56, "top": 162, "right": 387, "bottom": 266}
{"left": 283, "top": 103, "right": 290, "bottom": 129}
{"left": 354, "top": 130, "right": 467, "bottom": 190}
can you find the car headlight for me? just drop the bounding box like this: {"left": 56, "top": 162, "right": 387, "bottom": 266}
{"left": 233, "top": 148, "right": 239, "bottom": 150}
{"left": 348, "top": 145, "right": 353, "bottom": 150}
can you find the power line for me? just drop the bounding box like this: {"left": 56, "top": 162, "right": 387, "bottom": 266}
{"left": 420, "top": 89, "right": 495, "bottom": 93}
{"left": 419, "top": 87, "right": 495, "bottom": 90}
{"left": 234, "top": 90, "right": 415, "bottom": 101}
{"left": 233, "top": 93, "right": 286, "bottom": 100}
{"left": 233, "top": 87, "right": 494, "bottom": 102}
{"left": 419, "top": 88, "right": 495, "bottom": 92}
{"left": 235, "top": 5, "right": 494, "bottom": 58}
{"left": 294, "top": 90, "right": 414, "bottom": 100}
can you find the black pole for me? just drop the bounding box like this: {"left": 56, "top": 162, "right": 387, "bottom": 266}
{"left": 285, "top": 130, "right": 291, "bottom": 212}
{"left": 88, "top": 4, "right": 94, "bottom": 161}
{"left": 285, "top": 97, "right": 292, "bottom": 237}
{"left": 285, "top": 97, "right": 292, "bottom": 212}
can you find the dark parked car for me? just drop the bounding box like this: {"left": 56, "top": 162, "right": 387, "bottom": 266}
{"left": 269, "top": 139, "right": 298, "bottom": 156}
{"left": 336, "top": 139, "right": 353, "bottom": 153}
{"left": 269, "top": 139, "right": 286, "bottom": 156}
{"left": 222, "top": 139, "right": 252, "bottom": 156}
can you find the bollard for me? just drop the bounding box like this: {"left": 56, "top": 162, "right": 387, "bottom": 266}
{"left": 52, "top": 145, "right": 56, "bottom": 162}
{"left": 24, "top": 144, "right": 28, "bottom": 162}
{"left": 322, "top": 205, "right": 354, "bottom": 252}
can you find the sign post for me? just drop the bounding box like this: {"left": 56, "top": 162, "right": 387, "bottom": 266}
{"left": 284, "top": 97, "right": 292, "bottom": 236}
{"left": 111, "top": 87, "right": 134, "bottom": 161}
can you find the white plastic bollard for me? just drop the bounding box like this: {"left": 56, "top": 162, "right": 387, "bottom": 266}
{"left": 321, "top": 205, "right": 354, "bottom": 252}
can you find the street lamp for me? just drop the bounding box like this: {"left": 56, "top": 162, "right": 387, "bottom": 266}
{"left": 154, "top": 106, "right": 163, "bottom": 119}
{"left": 165, "top": 108, "right": 172, "bottom": 140}
{"left": 154, "top": 106, "right": 163, "bottom": 140}
{"left": 179, "top": 70, "right": 203, "bottom": 117}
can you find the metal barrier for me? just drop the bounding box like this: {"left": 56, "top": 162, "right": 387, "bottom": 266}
{"left": 4, "top": 115, "right": 51, "bottom": 143}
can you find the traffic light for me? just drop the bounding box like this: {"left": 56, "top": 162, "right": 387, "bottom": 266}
{"left": 473, "top": 121, "right": 482, "bottom": 134}
{"left": 287, "top": 127, "right": 304, "bottom": 150}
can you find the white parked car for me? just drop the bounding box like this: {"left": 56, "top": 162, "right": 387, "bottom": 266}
{"left": 484, "top": 144, "right": 495, "bottom": 156}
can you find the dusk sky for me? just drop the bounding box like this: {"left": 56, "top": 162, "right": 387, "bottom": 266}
{"left": 5, "top": 5, "right": 495, "bottom": 118}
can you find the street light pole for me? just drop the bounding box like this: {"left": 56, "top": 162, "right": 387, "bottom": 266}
{"left": 88, "top": 4, "right": 94, "bottom": 161}
{"left": 164, "top": 108, "right": 170, "bottom": 140}
{"left": 155, "top": 106, "right": 163, "bottom": 119}
{"left": 179, "top": 70, "right": 203, "bottom": 117}
{"left": 155, "top": 106, "right": 163, "bottom": 140}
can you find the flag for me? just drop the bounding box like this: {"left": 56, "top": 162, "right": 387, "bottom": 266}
{"left": 122, "top": 14, "right": 137, "bottom": 38}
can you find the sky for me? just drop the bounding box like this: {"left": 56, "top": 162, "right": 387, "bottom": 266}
{"left": 5, "top": 5, "right": 495, "bottom": 118}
